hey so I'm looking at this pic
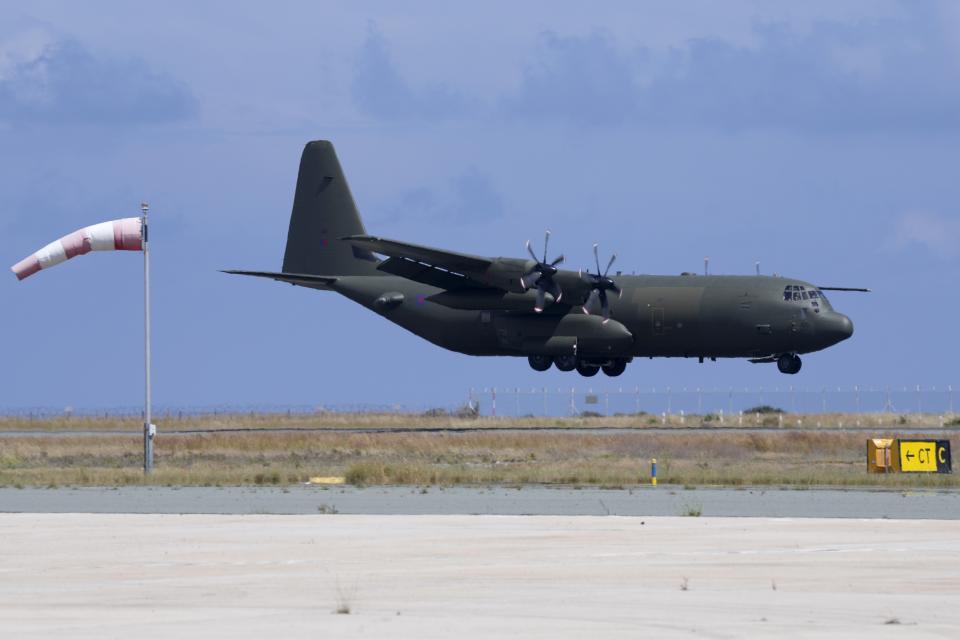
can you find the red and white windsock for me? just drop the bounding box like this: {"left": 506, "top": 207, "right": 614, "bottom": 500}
{"left": 11, "top": 218, "right": 143, "bottom": 281}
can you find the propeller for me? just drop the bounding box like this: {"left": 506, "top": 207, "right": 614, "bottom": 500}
{"left": 521, "top": 230, "right": 565, "bottom": 313}
{"left": 580, "top": 243, "right": 621, "bottom": 324}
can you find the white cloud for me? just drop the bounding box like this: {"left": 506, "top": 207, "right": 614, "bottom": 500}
{"left": 891, "top": 212, "right": 960, "bottom": 260}
{"left": 0, "top": 27, "right": 55, "bottom": 81}
{"left": 0, "top": 27, "right": 196, "bottom": 125}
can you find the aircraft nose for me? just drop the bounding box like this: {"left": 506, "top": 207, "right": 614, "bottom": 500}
{"left": 822, "top": 312, "right": 854, "bottom": 342}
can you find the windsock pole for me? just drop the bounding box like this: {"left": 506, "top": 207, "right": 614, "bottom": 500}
{"left": 142, "top": 202, "right": 154, "bottom": 474}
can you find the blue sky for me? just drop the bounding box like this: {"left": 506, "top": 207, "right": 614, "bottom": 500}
{"left": 1, "top": 1, "right": 958, "bottom": 411}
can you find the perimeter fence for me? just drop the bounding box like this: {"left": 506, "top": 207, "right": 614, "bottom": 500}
{"left": 2, "top": 386, "right": 957, "bottom": 423}
{"left": 468, "top": 385, "right": 959, "bottom": 421}
{"left": 0, "top": 402, "right": 456, "bottom": 421}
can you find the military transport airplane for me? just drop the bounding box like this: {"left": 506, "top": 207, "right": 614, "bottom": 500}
{"left": 227, "top": 141, "right": 866, "bottom": 378}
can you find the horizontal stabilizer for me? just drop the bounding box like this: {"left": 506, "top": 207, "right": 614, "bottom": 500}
{"left": 221, "top": 270, "right": 337, "bottom": 288}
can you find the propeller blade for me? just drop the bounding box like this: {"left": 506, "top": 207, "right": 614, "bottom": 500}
{"left": 593, "top": 244, "right": 601, "bottom": 276}
{"left": 599, "top": 289, "right": 610, "bottom": 323}
{"left": 548, "top": 278, "right": 563, "bottom": 304}
{"left": 583, "top": 289, "right": 599, "bottom": 315}
{"left": 520, "top": 267, "right": 539, "bottom": 290}
{"left": 523, "top": 265, "right": 542, "bottom": 278}
{"left": 534, "top": 286, "right": 546, "bottom": 313}
{"left": 604, "top": 253, "right": 617, "bottom": 277}
{"left": 550, "top": 254, "right": 565, "bottom": 267}
{"left": 526, "top": 240, "right": 539, "bottom": 263}
{"left": 543, "top": 230, "right": 551, "bottom": 264}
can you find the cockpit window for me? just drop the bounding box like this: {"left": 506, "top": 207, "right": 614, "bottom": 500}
{"left": 783, "top": 286, "right": 827, "bottom": 304}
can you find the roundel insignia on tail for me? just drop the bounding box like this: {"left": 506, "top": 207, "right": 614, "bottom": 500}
{"left": 315, "top": 176, "right": 333, "bottom": 195}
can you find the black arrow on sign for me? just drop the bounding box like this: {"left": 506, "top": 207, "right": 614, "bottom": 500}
{"left": 905, "top": 451, "right": 915, "bottom": 460}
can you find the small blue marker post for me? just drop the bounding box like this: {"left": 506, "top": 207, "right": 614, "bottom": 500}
{"left": 651, "top": 458, "right": 657, "bottom": 487}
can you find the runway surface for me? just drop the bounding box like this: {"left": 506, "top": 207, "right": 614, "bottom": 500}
{"left": 2, "top": 486, "right": 958, "bottom": 518}
{"left": 1, "top": 513, "right": 958, "bottom": 639}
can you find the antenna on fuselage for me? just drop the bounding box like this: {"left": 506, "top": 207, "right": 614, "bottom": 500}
{"left": 755, "top": 261, "right": 760, "bottom": 276}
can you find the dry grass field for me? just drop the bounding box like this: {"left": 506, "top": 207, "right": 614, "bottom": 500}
{"left": 0, "top": 414, "right": 957, "bottom": 488}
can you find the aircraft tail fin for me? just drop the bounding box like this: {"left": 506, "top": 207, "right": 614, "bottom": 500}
{"left": 281, "top": 140, "right": 380, "bottom": 276}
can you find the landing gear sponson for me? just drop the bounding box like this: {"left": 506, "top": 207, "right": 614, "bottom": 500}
{"left": 777, "top": 353, "right": 802, "bottom": 375}
{"left": 527, "top": 355, "right": 630, "bottom": 377}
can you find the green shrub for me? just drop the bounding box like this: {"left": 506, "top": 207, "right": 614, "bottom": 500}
{"left": 743, "top": 405, "right": 784, "bottom": 414}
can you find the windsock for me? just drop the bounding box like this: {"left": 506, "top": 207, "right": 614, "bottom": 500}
{"left": 11, "top": 218, "right": 143, "bottom": 281}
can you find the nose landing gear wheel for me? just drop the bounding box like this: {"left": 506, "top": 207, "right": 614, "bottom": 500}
{"left": 777, "top": 353, "right": 802, "bottom": 374}
{"left": 602, "top": 359, "right": 627, "bottom": 377}
{"left": 576, "top": 362, "right": 600, "bottom": 377}
{"left": 528, "top": 355, "right": 553, "bottom": 372}
{"left": 554, "top": 355, "right": 577, "bottom": 372}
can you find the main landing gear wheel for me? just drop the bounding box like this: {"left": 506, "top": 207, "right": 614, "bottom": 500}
{"left": 576, "top": 361, "right": 600, "bottom": 377}
{"left": 602, "top": 359, "right": 627, "bottom": 377}
{"left": 777, "top": 353, "right": 802, "bottom": 374}
{"left": 554, "top": 355, "right": 577, "bottom": 372}
{"left": 528, "top": 355, "right": 553, "bottom": 372}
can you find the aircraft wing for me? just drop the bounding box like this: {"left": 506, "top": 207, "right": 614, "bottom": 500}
{"left": 343, "top": 235, "right": 493, "bottom": 274}
{"left": 344, "top": 234, "right": 534, "bottom": 296}
{"left": 376, "top": 257, "right": 472, "bottom": 290}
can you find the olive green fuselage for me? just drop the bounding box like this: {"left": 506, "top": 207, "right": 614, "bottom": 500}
{"left": 329, "top": 272, "right": 853, "bottom": 362}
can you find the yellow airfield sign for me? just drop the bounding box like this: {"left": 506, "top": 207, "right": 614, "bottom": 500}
{"left": 898, "top": 440, "right": 952, "bottom": 473}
